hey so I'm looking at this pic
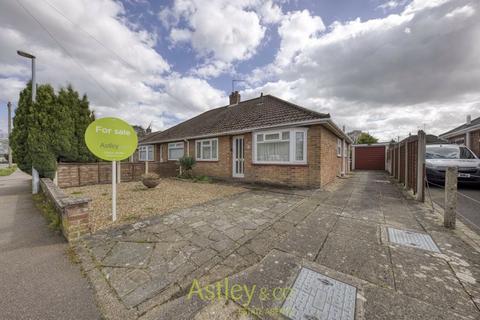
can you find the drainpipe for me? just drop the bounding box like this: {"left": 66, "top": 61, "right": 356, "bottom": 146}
{"left": 184, "top": 139, "right": 190, "bottom": 157}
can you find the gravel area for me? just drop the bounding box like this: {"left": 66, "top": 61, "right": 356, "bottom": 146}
{"left": 64, "top": 178, "right": 246, "bottom": 232}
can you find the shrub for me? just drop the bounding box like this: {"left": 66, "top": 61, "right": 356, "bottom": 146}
{"left": 178, "top": 156, "right": 196, "bottom": 178}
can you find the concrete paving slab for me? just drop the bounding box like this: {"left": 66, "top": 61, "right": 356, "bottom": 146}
{"left": 362, "top": 284, "right": 472, "bottom": 320}
{"left": 316, "top": 233, "right": 395, "bottom": 288}
{"left": 390, "top": 247, "right": 478, "bottom": 318}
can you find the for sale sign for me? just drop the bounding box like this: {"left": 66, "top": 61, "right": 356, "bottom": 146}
{"left": 85, "top": 117, "right": 138, "bottom": 161}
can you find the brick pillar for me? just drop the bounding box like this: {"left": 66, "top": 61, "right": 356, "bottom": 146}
{"left": 62, "top": 200, "right": 91, "bottom": 242}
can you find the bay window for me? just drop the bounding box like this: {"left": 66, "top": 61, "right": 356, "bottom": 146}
{"left": 196, "top": 138, "right": 218, "bottom": 161}
{"left": 139, "top": 145, "right": 154, "bottom": 161}
{"left": 253, "top": 128, "right": 307, "bottom": 164}
{"left": 168, "top": 142, "right": 184, "bottom": 160}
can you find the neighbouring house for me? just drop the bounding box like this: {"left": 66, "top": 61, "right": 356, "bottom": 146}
{"left": 439, "top": 115, "right": 480, "bottom": 157}
{"left": 138, "top": 92, "right": 352, "bottom": 188}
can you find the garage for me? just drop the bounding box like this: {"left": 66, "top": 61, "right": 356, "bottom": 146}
{"left": 353, "top": 144, "right": 386, "bottom": 170}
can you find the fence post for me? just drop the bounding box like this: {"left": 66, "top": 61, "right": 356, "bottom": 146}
{"left": 416, "top": 130, "right": 426, "bottom": 201}
{"left": 397, "top": 144, "right": 401, "bottom": 180}
{"left": 404, "top": 141, "right": 408, "bottom": 188}
{"left": 444, "top": 166, "right": 458, "bottom": 229}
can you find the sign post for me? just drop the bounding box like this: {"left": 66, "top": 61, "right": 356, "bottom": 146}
{"left": 85, "top": 117, "right": 137, "bottom": 222}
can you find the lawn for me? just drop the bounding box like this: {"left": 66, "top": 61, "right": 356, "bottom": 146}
{"left": 65, "top": 178, "right": 246, "bottom": 232}
{"left": 0, "top": 165, "right": 17, "bottom": 176}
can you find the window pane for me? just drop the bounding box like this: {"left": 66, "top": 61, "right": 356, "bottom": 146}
{"left": 147, "top": 146, "right": 154, "bottom": 160}
{"left": 196, "top": 142, "right": 201, "bottom": 158}
{"left": 257, "top": 134, "right": 264, "bottom": 142}
{"left": 282, "top": 131, "right": 290, "bottom": 140}
{"left": 169, "top": 147, "right": 184, "bottom": 160}
{"left": 265, "top": 133, "right": 279, "bottom": 141}
{"left": 212, "top": 140, "right": 218, "bottom": 159}
{"left": 295, "top": 132, "right": 304, "bottom": 161}
{"left": 257, "top": 141, "right": 289, "bottom": 161}
{"left": 202, "top": 146, "right": 211, "bottom": 159}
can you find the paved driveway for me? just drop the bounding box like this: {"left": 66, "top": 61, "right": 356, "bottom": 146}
{"left": 79, "top": 171, "right": 480, "bottom": 320}
{"left": 81, "top": 189, "right": 305, "bottom": 313}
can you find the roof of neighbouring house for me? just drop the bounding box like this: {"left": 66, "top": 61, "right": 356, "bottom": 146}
{"left": 140, "top": 95, "right": 332, "bottom": 144}
{"left": 440, "top": 116, "right": 480, "bottom": 137}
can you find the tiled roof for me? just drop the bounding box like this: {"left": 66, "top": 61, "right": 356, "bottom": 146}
{"left": 440, "top": 116, "right": 480, "bottom": 137}
{"left": 140, "top": 95, "right": 329, "bottom": 144}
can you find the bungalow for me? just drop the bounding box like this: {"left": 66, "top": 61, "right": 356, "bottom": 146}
{"left": 439, "top": 115, "right": 480, "bottom": 157}
{"left": 138, "top": 92, "right": 352, "bottom": 188}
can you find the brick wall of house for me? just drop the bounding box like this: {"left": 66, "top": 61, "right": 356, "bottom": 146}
{"left": 447, "top": 133, "right": 467, "bottom": 145}
{"left": 145, "top": 124, "right": 346, "bottom": 188}
{"left": 244, "top": 131, "right": 310, "bottom": 187}
{"left": 471, "top": 129, "right": 480, "bottom": 157}
{"left": 189, "top": 136, "right": 232, "bottom": 177}
{"left": 319, "top": 126, "right": 342, "bottom": 186}
{"left": 446, "top": 131, "right": 480, "bottom": 157}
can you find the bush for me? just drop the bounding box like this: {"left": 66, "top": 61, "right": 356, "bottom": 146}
{"left": 178, "top": 156, "right": 196, "bottom": 178}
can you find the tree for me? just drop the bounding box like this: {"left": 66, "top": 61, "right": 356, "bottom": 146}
{"left": 10, "top": 82, "right": 96, "bottom": 178}
{"left": 57, "top": 85, "right": 95, "bottom": 162}
{"left": 356, "top": 132, "right": 378, "bottom": 144}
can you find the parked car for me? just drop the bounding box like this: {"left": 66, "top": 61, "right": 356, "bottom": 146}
{"left": 426, "top": 144, "right": 480, "bottom": 184}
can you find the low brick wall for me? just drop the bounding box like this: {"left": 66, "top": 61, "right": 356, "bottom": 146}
{"left": 57, "top": 162, "right": 178, "bottom": 188}
{"left": 40, "top": 178, "right": 91, "bottom": 242}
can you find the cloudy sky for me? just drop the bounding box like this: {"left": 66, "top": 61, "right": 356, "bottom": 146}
{"left": 0, "top": 0, "right": 479, "bottom": 141}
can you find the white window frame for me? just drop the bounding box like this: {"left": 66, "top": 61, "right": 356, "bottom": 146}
{"left": 252, "top": 128, "right": 308, "bottom": 165}
{"left": 139, "top": 145, "right": 154, "bottom": 161}
{"left": 168, "top": 142, "right": 184, "bottom": 161}
{"left": 195, "top": 138, "right": 219, "bottom": 161}
{"left": 337, "top": 139, "right": 342, "bottom": 157}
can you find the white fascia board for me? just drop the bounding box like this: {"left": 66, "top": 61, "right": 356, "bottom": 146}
{"left": 439, "top": 123, "right": 480, "bottom": 139}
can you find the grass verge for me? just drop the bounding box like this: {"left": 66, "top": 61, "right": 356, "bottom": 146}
{"left": 32, "top": 193, "right": 62, "bottom": 231}
{"left": 0, "top": 165, "right": 17, "bottom": 176}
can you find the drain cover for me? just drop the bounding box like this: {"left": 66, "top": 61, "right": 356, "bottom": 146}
{"left": 387, "top": 227, "right": 440, "bottom": 253}
{"left": 281, "top": 267, "right": 356, "bottom": 320}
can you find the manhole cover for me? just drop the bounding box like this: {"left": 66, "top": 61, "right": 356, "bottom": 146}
{"left": 387, "top": 227, "right": 440, "bottom": 252}
{"left": 281, "top": 267, "right": 356, "bottom": 320}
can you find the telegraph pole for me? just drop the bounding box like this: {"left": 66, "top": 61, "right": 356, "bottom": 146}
{"left": 7, "top": 101, "right": 12, "bottom": 167}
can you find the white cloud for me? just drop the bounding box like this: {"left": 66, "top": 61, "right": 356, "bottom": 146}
{"left": 245, "top": 0, "right": 480, "bottom": 140}
{"left": 276, "top": 10, "right": 325, "bottom": 66}
{"left": 162, "top": 0, "right": 265, "bottom": 63}
{"left": 258, "top": 0, "right": 283, "bottom": 24}
{"left": 0, "top": 0, "right": 226, "bottom": 131}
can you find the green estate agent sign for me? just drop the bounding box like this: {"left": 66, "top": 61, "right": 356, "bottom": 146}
{"left": 85, "top": 117, "right": 138, "bottom": 161}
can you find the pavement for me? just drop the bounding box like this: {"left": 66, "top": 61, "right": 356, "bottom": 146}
{"left": 76, "top": 170, "right": 480, "bottom": 320}
{"left": 428, "top": 183, "right": 480, "bottom": 232}
{"left": 0, "top": 170, "right": 100, "bottom": 320}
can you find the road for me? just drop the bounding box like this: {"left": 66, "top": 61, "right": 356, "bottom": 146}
{"left": 427, "top": 182, "right": 480, "bottom": 232}
{"left": 0, "top": 170, "right": 100, "bottom": 320}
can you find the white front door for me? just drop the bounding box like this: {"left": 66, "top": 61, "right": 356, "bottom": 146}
{"left": 232, "top": 136, "right": 245, "bottom": 178}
